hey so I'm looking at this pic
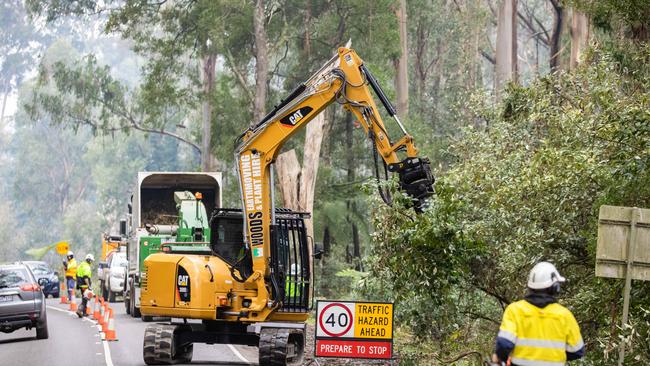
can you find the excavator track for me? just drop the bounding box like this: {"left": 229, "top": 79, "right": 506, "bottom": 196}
{"left": 258, "top": 328, "right": 305, "bottom": 366}
{"left": 143, "top": 325, "right": 157, "bottom": 364}
{"left": 143, "top": 324, "right": 193, "bottom": 365}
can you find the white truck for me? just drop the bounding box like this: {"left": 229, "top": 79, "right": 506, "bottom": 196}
{"left": 123, "top": 172, "right": 222, "bottom": 319}
{"left": 98, "top": 250, "right": 127, "bottom": 302}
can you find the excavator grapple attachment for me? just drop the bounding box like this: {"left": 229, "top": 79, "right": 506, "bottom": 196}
{"left": 390, "top": 157, "right": 435, "bottom": 212}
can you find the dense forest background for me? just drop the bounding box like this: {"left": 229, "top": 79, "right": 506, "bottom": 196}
{"left": 1, "top": 0, "right": 649, "bottom": 364}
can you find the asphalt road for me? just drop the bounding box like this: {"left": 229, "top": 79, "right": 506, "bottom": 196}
{"left": 0, "top": 298, "right": 260, "bottom": 366}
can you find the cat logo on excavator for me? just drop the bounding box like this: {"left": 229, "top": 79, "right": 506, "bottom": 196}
{"left": 280, "top": 106, "right": 313, "bottom": 127}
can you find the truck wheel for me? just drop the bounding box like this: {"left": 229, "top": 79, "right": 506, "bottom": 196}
{"left": 108, "top": 288, "right": 116, "bottom": 303}
{"left": 101, "top": 280, "right": 107, "bottom": 300}
{"left": 131, "top": 285, "right": 141, "bottom": 318}
{"left": 124, "top": 281, "right": 131, "bottom": 315}
{"left": 125, "top": 296, "right": 131, "bottom": 315}
{"left": 259, "top": 328, "right": 305, "bottom": 366}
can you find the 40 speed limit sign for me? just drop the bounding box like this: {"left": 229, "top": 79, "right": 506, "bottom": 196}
{"left": 315, "top": 300, "right": 393, "bottom": 359}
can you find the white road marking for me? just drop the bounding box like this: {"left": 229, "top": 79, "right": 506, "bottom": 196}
{"left": 103, "top": 341, "right": 114, "bottom": 366}
{"left": 47, "top": 305, "right": 116, "bottom": 366}
{"left": 228, "top": 344, "right": 252, "bottom": 364}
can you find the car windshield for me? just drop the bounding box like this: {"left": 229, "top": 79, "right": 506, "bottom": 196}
{"left": 0, "top": 268, "right": 30, "bottom": 288}
{"left": 30, "top": 265, "right": 50, "bottom": 276}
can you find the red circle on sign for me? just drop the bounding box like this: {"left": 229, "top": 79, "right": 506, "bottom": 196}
{"left": 319, "top": 303, "right": 353, "bottom": 337}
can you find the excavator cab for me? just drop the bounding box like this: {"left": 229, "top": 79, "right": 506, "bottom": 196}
{"left": 210, "top": 208, "right": 311, "bottom": 312}
{"left": 270, "top": 209, "right": 311, "bottom": 313}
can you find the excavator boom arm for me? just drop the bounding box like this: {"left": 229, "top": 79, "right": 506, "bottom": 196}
{"left": 236, "top": 47, "right": 434, "bottom": 282}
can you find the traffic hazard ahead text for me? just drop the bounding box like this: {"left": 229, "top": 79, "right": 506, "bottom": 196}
{"left": 354, "top": 303, "right": 392, "bottom": 339}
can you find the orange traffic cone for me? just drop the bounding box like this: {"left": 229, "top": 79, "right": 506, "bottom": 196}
{"left": 69, "top": 290, "right": 77, "bottom": 311}
{"left": 92, "top": 296, "right": 101, "bottom": 320}
{"left": 102, "top": 304, "right": 110, "bottom": 332}
{"left": 104, "top": 307, "right": 117, "bottom": 341}
{"left": 60, "top": 282, "right": 68, "bottom": 304}
{"left": 98, "top": 299, "right": 105, "bottom": 328}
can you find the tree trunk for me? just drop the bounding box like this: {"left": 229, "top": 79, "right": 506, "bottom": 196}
{"left": 303, "top": 1, "right": 311, "bottom": 58}
{"left": 344, "top": 112, "right": 362, "bottom": 269}
{"left": 549, "top": 0, "right": 564, "bottom": 72}
{"left": 495, "top": 0, "right": 518, "bottom": 99}
{"left": 352, "top": 224, "right": 361, "bottom": 271}
{"left": 253, "top": 0, "right": 269, "bottom": 124}
{"left": 394, "top": 0, "right": 409, "bottom": 119}
{"left": 323, "top": 225, "right": 331, "bottom": 258}
{"left": 201, "top": 54, "right": 216, "bottom": 172}
{"left": 275, "top": 113, "right": 328, "bottom": 226}
{"left": 570, "top": 10, "right": 589, "bottom": 70}
{"left": 1, "top": 88, "right": 9, "bottom": 124}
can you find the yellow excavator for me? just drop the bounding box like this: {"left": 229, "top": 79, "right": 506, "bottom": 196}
{"left": 140, "top": 46, "right": 435, "bottom": 365}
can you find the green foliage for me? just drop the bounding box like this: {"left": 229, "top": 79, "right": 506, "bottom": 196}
{"left": 570, "top": 0, "right": 650, "bottom": 41}
{"left": 370, "top": 42, "right": 650, "bottom": 363}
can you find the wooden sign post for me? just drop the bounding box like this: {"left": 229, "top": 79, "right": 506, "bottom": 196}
{"left": 596, "top": 205, "right": 650, "bottom": 365}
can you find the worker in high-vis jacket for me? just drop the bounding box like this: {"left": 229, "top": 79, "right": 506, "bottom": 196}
{"left": 75, "top": 254, "right": 94, "bottom": 318}
{"left": 63, "top": 251, "right": 78, "bottom": 300}
{"left": 492, "top": 262, "right": 584, "bottom": 366}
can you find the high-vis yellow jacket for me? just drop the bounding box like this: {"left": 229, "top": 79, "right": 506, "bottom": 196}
{"left": 496, "top": 299, "right": 584, "bottom": 366}
{"left": 65, "top": 258, "right": 78, "bottom": 278}
{"left": 76, "top": 261, "right": 92, "bottom": 289}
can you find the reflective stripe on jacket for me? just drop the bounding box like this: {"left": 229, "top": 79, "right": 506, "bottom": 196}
{"left": 497, "top": 300, "right": 584, "bottom": 365}
{"left": 65, "top": 258, "right": 78, "bottom": 278}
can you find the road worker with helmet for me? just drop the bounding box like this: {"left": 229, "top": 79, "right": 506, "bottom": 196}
{"left": 63, "top": 251, "right": 78, "bottom": 300}
{"left": 492, "top": 262, "right": 585, "bottom": 366}
{"left": 76, "top": 254, "right": 95, "bottom": 318}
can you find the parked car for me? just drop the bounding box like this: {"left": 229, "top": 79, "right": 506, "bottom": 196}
{"left": 21, "top": 261, "right": 60, "bottom": 298}
{"left": 0, "top": 263, "right": 49, "bottom": 339}
{"left": 98, "top": 251, "right": 127, "bottom": 302}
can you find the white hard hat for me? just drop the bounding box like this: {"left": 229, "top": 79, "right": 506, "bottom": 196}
{"left": 85, "top": 254, "right": 95, "bottom": 261}
{"left": 527, "top": 261, "right": 566, "bottom": 290}
{"left": 67, "top": 251, "right": 74, "bottom": 257}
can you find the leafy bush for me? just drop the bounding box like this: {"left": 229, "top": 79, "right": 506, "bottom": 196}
{"left": 369, "top": 43, "right": 650, "bottom": 364}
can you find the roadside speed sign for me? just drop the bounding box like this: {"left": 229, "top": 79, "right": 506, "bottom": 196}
{"left": 55, "top": 241, "right": 69, "bottom": 255}
{"left": 319, "top": 302, "right": 354, "bottom": 337}
{"left": 315, "top": 300, "right": 393, "bottom": 360}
